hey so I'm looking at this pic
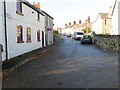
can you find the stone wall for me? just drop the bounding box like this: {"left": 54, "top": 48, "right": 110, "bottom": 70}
{"left": 93, "top": 35, "right": 120, "bottom": 50}
{"left": 53, "top": 34, "right": 61, "bottom": 41}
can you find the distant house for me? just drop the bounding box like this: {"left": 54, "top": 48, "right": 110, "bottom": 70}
{"left": 82, "top": 16, "right": 92, "bottom": 34}
{"left": 71, "top": 20, "right": 83, "bottom": 34}
{"left": 61, "top": 22, "right": 71, "bottom": 35}
{"left": 61, "top": 18, "right": 92, "bottom": 35}
{"left": 41, "top": 11, "right": 54, "bottom": 46}
{"left": 111, "top": 0, "right": 120, "bottom": 35}
{"left": 0, "top": 0, "right": 53, "bottom": 61}
{"left": 33, "top": 2, "right": 54, "bottom": 46}
{"left": 92, "top": 13, "right": 112, "bottom": 34}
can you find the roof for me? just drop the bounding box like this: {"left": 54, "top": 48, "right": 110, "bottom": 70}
{"left": 64, "top": 25, "right": 71, "bottom": 29}
{"left": 99, "top": 13, "right": 108, "bottom": 19}
{"left": 111, "top": 0, "right": 117, "bottom": 16}
{"left": 42, "top": 10, "right": 54, "bottom": 19}
{"left": 21, "top": 0, "right": 44, "bottom": 16}
{"left": 72, "top": 23, "right": 85, "bottom": 29}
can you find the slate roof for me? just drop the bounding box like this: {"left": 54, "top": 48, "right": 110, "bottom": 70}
{"left": 21, "top": 0, "right": 44, "bottom": 16}
{"left": 99, "top": 13, "right": 108, "bottom": 19}
{"left": 42, "top": 10, "right": 54, "bottom": 19}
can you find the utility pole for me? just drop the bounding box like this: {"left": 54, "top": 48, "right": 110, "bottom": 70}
{"left": 4, "top": 0, "right": 8, "bottom": 60}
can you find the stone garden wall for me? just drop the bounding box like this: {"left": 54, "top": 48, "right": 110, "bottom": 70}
{"left": 93, "top": 35, "right": 120, "bottom": 50}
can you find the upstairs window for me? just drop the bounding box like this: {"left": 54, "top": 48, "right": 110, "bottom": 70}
{"left": 105, "top": 19, "right": 107, "bottom": 25}
{"left": 37, "top": 30, "right": 40, "bottom": 42}
{"left": 16, "top": 0, "right": 23, "bottom": 15}
{"left": 26, "top": 28, "right": 31, "bottom": 43}
{"left": 17, "top": 25, "right": 24, "bottom": 43}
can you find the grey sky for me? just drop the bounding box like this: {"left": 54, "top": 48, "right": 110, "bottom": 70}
{"left": 29, "top": 0, "right": 115, "bottom": 28}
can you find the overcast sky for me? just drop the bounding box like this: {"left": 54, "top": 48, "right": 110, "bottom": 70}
{"left": 28, "top": 0, "right": 115, "bottom": 28}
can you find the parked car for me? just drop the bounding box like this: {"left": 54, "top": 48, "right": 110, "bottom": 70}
{"left": 81, "top": 35, "right": 92, "bottom": 44}
{"left": 66, "top": 34, "right": 71, "bottom": 37}
{"left": 72, "top": 31, "right": 84, "bottom": 40}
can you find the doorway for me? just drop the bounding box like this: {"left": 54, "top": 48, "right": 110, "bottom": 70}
{"left": 42, "top": 31, "right": 44, "bottom": 47}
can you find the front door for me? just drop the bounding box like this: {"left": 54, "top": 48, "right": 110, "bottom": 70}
{"left": 42, "top": 31, "right": 44, "bottom": 47}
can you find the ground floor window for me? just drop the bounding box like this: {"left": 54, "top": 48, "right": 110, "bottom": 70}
{"left": 26, "top": 27, "right": 31, "bottom": 43}
{"left": 17, "top": 25, "right": 24, "bottom": 43}
{"left": 37, "top": 30, "right": 40, "bottom": 42}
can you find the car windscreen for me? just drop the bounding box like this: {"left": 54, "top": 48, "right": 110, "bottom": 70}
{"left": 83, "top": 35, "right": 91, "bottom": 38}
{"left": 77, "top": 32, "right": 84, "bottom": 35}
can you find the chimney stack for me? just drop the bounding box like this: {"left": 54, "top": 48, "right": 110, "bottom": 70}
{"left": 73, "top": 21, "right": 76, "bottom": 25}
{"left": 65, "top": 24, "right": 67, "bottom": 26}
{"left": 69, "top": 22, "right": 71, "bottom": 26}
{"left": 79, "top": 20, "right": 81, "bottom": 24}
{"left": 33, "top": 2, "right": 40, "bottom": 8}
{"left": 88, "top": 16, "right": 90, "bottom": 23}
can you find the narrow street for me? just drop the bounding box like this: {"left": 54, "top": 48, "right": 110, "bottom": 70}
{"left": 3, "top": 37, "right": 118, "bottom": 88}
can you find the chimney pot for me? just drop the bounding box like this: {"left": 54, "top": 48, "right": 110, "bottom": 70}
{"left": 65, "top": 24, "right": 67, "bottom": 26}
{"left": 69, "top": 22, "right": 71, "bottom": 25}
{"left": 88, "top": 16, "right": 90, "bottom": 23}
{"left": 33, "top": 2, "right": 40, "bottom": 8}
{"left": 79, "top": 20, "right": 81, "bottom": 24}
{"left": 73, "top": 21, "right": 76, "bottom": 25}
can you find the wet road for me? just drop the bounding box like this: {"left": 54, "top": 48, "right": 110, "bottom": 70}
{"left": 3, "top": 38, "right": 118, "bottom": 88}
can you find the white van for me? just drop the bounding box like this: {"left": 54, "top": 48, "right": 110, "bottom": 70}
{"left": 72, "top": 31, "right": 84, "bottom": 40}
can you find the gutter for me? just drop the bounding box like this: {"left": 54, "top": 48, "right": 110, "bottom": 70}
{"left": 4, "top": 0, "right": 8, "bottom": 60}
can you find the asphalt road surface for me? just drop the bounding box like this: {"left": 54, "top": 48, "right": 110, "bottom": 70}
{"left": 3, "top": 37, "right": 118, "bottom": 88}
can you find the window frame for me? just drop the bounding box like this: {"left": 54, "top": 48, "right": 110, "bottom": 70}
{"left": 16, "top": 0, "right": 24, "bottom": 16}
{"left": 26, "top": 27, "right": 32, "bottom": 43}
{"left": 37, "top": 30, "right": 41, "bottom": 42}
{"left": 17, "top": 25, "right": 24, "bottom": 43}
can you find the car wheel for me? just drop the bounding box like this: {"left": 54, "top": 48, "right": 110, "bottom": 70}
{"left": 81, "top": 41, "right": 83, "bottom": 44}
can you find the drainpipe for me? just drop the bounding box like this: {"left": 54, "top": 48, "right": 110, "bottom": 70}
{"left": 3, "top": 0, "right": 8, "bottom": 60}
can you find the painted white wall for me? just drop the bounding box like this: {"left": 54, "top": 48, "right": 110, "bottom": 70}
{"left": 47, "top": 17, "right": 53, "bottom": 45}
{"left": 0, "top": 1, "right": 3, "bottom": 46}
{"left": 1, "top": 1, "right": 45, "bottom": 61}
{"left": 0, "top": 0, "right": 7, "bottom": 61}
{"left": 111, "top": 0, "right": 120, "bottom": 35}
{"left": 92, "top": 15, "right": 102, "bottom": 34}
{"left": 118, "top": 1, "right": 120, "bottom": 34}
{"left": 0, "top": 1, "right": 3, "bottom": 61}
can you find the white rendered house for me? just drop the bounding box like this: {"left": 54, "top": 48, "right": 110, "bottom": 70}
{"left": 0, "top": 0, "right": 46, "bottom": 61}
{"left": 111, "top": 0, "right": 120, "bottom": 35}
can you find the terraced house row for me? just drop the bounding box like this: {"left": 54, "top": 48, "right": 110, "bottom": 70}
{"left": 60, "top": 0, "right": 119, "bottom": 35}
{"left": 0, "top": 0, "right": 54, "bottom": 61}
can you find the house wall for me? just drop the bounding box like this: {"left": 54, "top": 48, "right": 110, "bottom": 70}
{"left": 44, "top": 14, "right": 53, "bottom": 46}
{"left": 0, "top": 2, "right": 2, "bottom": 44}
{"left": 92, "top": 15, "right": 102, "bottom": 34}
{"left": 0, "top": 1, "right": 7, "bottom": 61}
{"left": 111, "top": 0, "right": 120, "bottom": 35}
{"left": 1, "top": 1, "right": 45, "bottom": 61}
{"left": 102, "top": 19, "right": 112, "bottom": 34}
{"left": 107, "top": 19, "right": 112, "bottom": 34}
{"left": 118, "top": 1, "right": 120, "bottom": 35}
{"left": 48, "top": 17, "right": 53, "bottom": 45}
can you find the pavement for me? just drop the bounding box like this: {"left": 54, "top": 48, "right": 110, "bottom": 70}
{"left": 2, "top": 39, "right": 60, "bottom": 76}
{"left": 2, "top": 37, "right": 119, "bottom": 88}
